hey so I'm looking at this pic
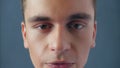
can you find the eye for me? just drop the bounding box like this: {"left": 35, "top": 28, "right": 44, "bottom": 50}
{"left": 67, "top": 20, "right": 85, "bottom": 30}
{"left": 36, "top": 23, "right": 53, "bottom": 32}
{"left": 38, "top": 24, "right": 52, "bottom": 29}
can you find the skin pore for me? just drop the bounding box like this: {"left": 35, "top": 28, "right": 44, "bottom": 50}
{"left": 21, "top": 0, "right": 96, "bottom": 68}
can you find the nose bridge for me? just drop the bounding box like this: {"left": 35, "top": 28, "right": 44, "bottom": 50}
{"left": 50, "top": 24, "right": 70, "bottom": 52}
{"left": 56, "top": 24, "right": 64, "bottom": 44}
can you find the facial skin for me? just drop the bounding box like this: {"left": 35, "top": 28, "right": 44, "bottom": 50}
{"left": 21, "top": 0, "right": 96, "bottom": 68}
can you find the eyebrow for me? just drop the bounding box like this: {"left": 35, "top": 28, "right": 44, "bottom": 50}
{"left": 28, "top": 13, "right": 92, "bottom": 23}
{"left": 28, "top": 16, "right": 51, "bottom": 22}
{"left": 68, "top": 13, "right": 92, "bottom": 21}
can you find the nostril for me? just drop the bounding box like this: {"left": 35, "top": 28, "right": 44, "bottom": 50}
{"left": 51, "top": 48, "right": 55, "bottom": 51}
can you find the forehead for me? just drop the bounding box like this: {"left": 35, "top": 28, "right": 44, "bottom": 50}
{"left": 25, "top": 0, "right": 94, "bottom": 21}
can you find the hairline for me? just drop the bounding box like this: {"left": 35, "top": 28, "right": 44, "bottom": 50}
{"left": 21, "top": 0, "right": 96, "bottom": 21}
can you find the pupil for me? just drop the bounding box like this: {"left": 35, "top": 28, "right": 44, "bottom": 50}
{"left": 74, "top": 24, "right": 79, "bottom": 28}
{"left": 41, "top": 25, "right": 47, "bottom": 29}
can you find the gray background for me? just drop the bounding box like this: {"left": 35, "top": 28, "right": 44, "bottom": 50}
{"left": 0, "top": 0, "right": 120, "bottom": 68}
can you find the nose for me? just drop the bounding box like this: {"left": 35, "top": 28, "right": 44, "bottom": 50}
{"left": 48, "top": 24, "right": 71, "bottom": 53}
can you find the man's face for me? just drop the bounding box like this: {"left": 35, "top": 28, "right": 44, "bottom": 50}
{"left": 21, "top": 0, "right": 96, "bottom": 68}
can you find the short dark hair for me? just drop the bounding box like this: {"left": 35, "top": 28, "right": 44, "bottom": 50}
{"left": 21, "top": 0, "right": 26, "bottom": 13}
{"left": 21, "top": 0, "right": 96, "bottom": 21}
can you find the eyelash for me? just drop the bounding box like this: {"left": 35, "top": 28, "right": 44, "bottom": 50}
{"left": 67, "top": 20, "right": 85, "bottom": 31}
{"left": 38, "top": 23, "right": 53, "bottom": 29}
{"left": 35, "top": 20, "right": 85, "bottom": 32}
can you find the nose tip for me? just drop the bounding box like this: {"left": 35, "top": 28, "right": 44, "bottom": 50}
{"left": 50, "top": 40, "right": 71, "bottom": 53}
{"left": 49, "top": 24, "right": 71, "bottom": 53}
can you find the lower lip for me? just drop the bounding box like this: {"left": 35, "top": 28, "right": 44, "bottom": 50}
{"left": 47, "top": 63, "right": 73, "bottom": 68}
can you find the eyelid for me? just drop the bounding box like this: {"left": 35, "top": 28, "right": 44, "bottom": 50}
{"left": 68, "top": 19, "right": 87, "bottom": 26}
{"left": 33, "top": 23, "right": 53, "bottom": 33}
{"left": 67, "top": 20, "right": 87, "bottom": 30}
{"left": 71, "top": 19, "right": 88, "bottom": 24}
{"left": 32, "top": 22, "right": 51, "bottom": 28}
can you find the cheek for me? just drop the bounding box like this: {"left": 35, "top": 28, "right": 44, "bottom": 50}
{"left": 76, "top": 26, "right": 94, "bottom": 53}
{"left": 73, "top": 28, "right": 93, "bottom": 48}
{"left": 26, "top": 29, "right": 48, "bottom": 67}
{"left": 71, "top": 25, "right": 94, "bottom": 66}
{"left": 79, "top": 24, "right": 94, "bottom": 46}
{"left": 72, "top": 35, "right": 92, "bottom": 67}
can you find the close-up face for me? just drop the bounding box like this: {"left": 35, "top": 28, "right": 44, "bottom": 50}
{"left": 21, "top": 0, "right": 96, "bottom": 68}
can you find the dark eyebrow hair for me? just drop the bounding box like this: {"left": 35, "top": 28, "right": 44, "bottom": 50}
{"left": 68, "top": 13, "right": 92, "bottom": 21}
{"left": 27, "top": 13, "right": 91, "bottom": 23}
{"left": 28, "top": 16, "right": 51, "bottom": 22}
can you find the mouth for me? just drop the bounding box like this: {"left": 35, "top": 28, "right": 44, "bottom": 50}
{"left": 45, "top": 61, "right": 75, "bottom": 68}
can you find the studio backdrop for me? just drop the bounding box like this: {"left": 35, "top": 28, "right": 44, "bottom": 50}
{"left": 0, "top": 0, "right": 120, "bottom": 68}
